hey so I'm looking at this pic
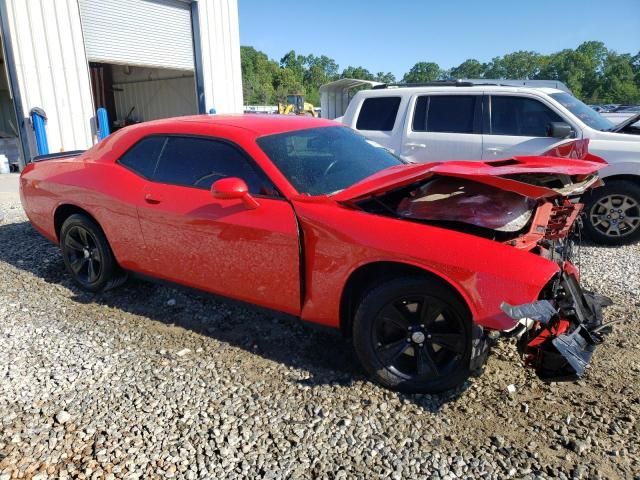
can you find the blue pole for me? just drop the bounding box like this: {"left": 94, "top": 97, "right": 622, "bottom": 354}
{"left": 30, "top": 108, "right": 49, "bottom": 155}
{"left": 97, "top": 107, "right": 110, "bottom": 140}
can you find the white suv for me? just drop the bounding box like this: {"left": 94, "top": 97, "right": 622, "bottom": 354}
{"left": 334, "top": 82, "right": 640, "bottom": 245}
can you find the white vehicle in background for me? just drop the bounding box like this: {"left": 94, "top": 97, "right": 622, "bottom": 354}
{"left": 321, "top": 79, "right": 640, "bottom": 245}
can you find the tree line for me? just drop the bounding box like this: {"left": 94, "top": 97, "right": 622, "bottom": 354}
{"left": 241, "top": 41, "right": 640, "bottom": 106}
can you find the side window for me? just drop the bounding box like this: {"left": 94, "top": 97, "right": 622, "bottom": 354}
{"left": 425, "top": 95, "right": 479, "bottom": 134}
{"left": 491, "top": 96, "right": 563, "bottom": 137}
{"left": 356, "top": 97, "right": 401, "bottom": 131}
{"left": 152, "top": 137, "right": 277, "bottom": 195}
{"left": 118, "top": 136, "right": 166, "bottom": 178}
{"left": 412, "top": 96, "right": 428, "bottom": 131}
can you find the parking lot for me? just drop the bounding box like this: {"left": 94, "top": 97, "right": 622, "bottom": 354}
{"left": 0, "top": 173, "right": 638, "bottom": 479}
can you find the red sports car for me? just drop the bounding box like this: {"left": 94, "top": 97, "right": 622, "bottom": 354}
{"left": 20, "top": 115, "right": 611, "bottom": 393}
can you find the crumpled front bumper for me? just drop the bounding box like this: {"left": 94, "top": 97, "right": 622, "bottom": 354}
{"left": 501, "top": 270, "right": 613, "bottom": 380}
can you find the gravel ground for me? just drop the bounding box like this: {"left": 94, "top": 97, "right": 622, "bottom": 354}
{"left": 0, "top": 192, "right": 639, "bottom": 480}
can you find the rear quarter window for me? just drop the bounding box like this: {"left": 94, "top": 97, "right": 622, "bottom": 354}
{"left": 117, "top": 136, "right": 166, "bottom": 178}
{"left": 356, "top": 97, "right": 401, "bottom": 131}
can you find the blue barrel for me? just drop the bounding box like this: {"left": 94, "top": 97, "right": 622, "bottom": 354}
{"left": 97, "top": 107, "right": 110, "bottom": 140}
{"left": 30, "top": 108, "right": 49, "bottom": 155}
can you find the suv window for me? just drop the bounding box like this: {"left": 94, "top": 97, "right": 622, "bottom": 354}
{"left": 491, "top": 96, "right": 563, "bottom": 137}
{"left": 153, "top": 136, "right": 277, "bottom": 195}
{"left": 118, "top": 136, "right": 166, "bottom": 178}
{"left": 356, "top": 97, "right": 401, "bottom": 131}
{"left": 412, "top": 95, "right": 479, "bottom": 134}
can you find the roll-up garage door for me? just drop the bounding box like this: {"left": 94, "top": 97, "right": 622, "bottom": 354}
{"left": 78, "top": 0, "right": 194, "bottom": 71}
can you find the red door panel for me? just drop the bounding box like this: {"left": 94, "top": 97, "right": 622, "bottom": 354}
{"left": 136, "top": 183, "right": 301, "bottom": 315}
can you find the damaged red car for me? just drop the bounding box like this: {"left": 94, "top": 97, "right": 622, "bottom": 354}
{"left": 20, "top": 116, "right": 612, "bottom": 393}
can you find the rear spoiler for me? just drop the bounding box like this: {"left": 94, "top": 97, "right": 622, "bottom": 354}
{"left": 32, "top": 150, "right": 85, "bottom": 162}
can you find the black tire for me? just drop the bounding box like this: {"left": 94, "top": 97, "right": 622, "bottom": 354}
{"left": 60, "top": 214, "right": 124, "bottom": 292}
{"left": 583, "top": 180, "right": 640, "bottom": 245}
{"left": 352, "top": 276, "right": 473, "bottom": 394}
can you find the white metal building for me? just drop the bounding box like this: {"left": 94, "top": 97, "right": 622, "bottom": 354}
{"left": 0, "top": 0, "right": 243, "bottom": 170}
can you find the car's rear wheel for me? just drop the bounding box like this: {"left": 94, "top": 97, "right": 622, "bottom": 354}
{"left": 60, "top": 214, "right": 123, "bottom": 292}
{"left": 584, "top": 180, "right": 640, "bottom": 245}
{"left": 353, "top": 276, "right": 472, "bottom": 394}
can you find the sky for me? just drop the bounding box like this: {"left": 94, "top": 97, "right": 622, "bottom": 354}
{"left": 238, "top": 0, "right": 640, "bottom": 79}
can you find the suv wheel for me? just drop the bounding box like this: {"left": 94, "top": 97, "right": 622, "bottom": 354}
{"left": 353, "top": 276, "right": 472, "bottom": 394}
{"left": 584, "top": 180, "right": 640, "bottom": 245}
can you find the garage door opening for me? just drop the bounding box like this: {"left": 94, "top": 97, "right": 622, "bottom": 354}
{"left": 80, "top": 0, "right": 202, "bottom": 132}
{"left": 90, "top": 63, "right": 198, "bottom": 132}
{"left": 0, "top": 34, "right": 19, "bottom": 171}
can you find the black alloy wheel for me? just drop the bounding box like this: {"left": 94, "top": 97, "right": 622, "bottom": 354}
{"left": 63, "top": 225, "right": 102, "bottom": 285}
{"left": 60, "top": 214, "right": 122, "bottom": 292}
{"left": 353, "top": 276, "right": 472, "bottom": 393}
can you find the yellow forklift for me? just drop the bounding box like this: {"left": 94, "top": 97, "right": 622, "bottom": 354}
{"left": 277, "top": 94, "right": 318, "bottom": 117}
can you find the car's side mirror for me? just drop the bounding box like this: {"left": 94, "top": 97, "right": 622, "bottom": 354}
{"left": 546, "top": 122, "right": 573, "bottom": 139}
{"left": 211, "top": 177, "right": 260, "bottom": 209}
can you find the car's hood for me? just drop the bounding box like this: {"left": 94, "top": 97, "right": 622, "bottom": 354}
{"left": 608, "top": 112, "right": 640, "bottom": 132}
{"left": 331, "top": 155, "right": 605, "bottom": 203}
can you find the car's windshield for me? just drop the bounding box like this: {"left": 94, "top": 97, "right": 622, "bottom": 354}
{"left": 550, "top": 92, "right": 615, "bottom": 131}
{"left": 257, "top": 126, "right": 404, "bottom": 195}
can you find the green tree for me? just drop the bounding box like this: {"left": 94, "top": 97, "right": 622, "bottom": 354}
{"left": 240, "top": 46, "right": 277, "bottom": 104}
{"left": 279, "top": 50, "right": 306, "bottom": 83}
{"left": 375, "top": 72, "right": 396, "bottom": 83}
{"left": 341, "top": 66, "right": 375, "bottom": 80}
{"left": 402, "top": 62, "right": 443, "bottom": 83}
{"left": 594, "top": 53, "right": 640, "bottom": 103}
{"left": 630, "top": 51, "right": 640, "bottom": 88}
{"left": 450, "top": 59, "right": 486, "bottom": 79}
{"left": 303, "top": 55, "right": 340, "bottom": 104}
{"left": 273, "top": 67, "right": 305, "bottom": 103}
{"left": 241, "top": 42, "right": 640, "bottom": 107}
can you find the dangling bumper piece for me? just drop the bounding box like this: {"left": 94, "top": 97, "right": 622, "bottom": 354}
{"left": 501, "top": 271, "right": 613, "bottom": 380}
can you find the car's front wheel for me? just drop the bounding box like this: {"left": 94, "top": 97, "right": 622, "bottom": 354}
{"left": 353, "top": 276, "right": 473, "bottom": 394}
{"left": 584, "top": 180, "right": 640, "bottom": 245}
{"left": 60, "top": 214, "right": 123, "bottom": 292}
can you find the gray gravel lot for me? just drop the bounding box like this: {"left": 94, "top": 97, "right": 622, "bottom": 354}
{"left": 0, "top": 184, "right": 639, "bottom": 479}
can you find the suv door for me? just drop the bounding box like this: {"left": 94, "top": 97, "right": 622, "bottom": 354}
{"left": 402, "top": 94, "right": 483, "bottom": 162}
{"left": 136, "top": 135, "right": 301, "bottom": 315}
{"left": 482, "top": 95, "right": 575, "bottom": 159}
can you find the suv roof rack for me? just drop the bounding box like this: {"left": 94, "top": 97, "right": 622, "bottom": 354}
{"left": 372, "top": 78, "right": 571, "bottom": 93}
{"left": 372, "top": 80, "right": 475, "bottom": 89}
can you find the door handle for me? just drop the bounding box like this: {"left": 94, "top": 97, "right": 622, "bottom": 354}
{"left": 486, "top": 147, "right": 504, "bottom": 154}
{"left": 406, "top": 143, "right": 427, "bottom": 149}
{"left": 144, "top": 193, "right": 161, "bottom": 204}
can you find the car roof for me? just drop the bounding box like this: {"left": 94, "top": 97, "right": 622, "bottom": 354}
{"left": 136, "top": 114, "right": 339, "bottom": 136}
{"left": 356, "top": 85, "right": 565, "bottom": 96}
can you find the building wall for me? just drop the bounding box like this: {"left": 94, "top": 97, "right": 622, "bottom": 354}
{"left": 4, "top": 0, "right": 96, "bottom": 156}
{"left": 198, "top": 0, "right": 243, "bottom": 114}
{"left": 1, "top": 0, "right": 243, "bottom": 167}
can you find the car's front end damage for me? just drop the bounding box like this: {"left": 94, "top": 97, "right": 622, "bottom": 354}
{"left": 502, "top": 268, "right": 613, "bottom": 380}
{"left": 336, "top": 147, "right": 613, "bottom": 380}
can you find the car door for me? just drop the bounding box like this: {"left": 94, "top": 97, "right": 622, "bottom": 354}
{"left": 401, "top": 94, "right": 484, "bottom": 162}
{"left": 136, "top": 135, "right": 301, "bottom": 315}
{"left": 482, "top": 94, "right": 575, "bottom": 159}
